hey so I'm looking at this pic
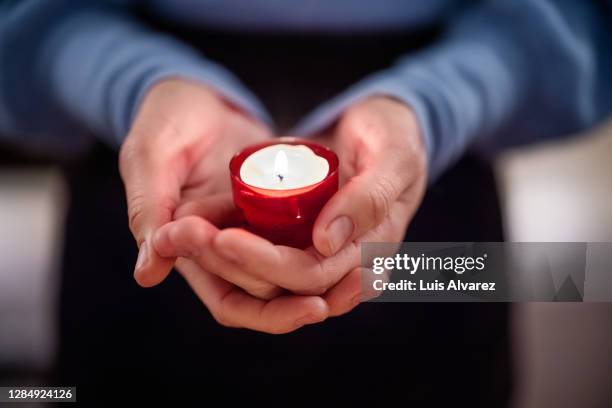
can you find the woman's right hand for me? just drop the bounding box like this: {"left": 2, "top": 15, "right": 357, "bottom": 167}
{"left": 119, "top": 78, "right": 271, "bottom": 288}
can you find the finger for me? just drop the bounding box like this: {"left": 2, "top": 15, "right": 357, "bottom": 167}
{"left": 322, "top": 267, "right": 362, "bottom": 317}
{"left": 174, "top": 193, "right": 244, "bottom": 228}
{"left": 152, "top": 216, "right": 217, "bottom": 258}
{"left": 176, "top": 258, "right": 328, "bottom": 334}
{"left": 213, "top": 228, "right": 360, "bottom": 294}
{"left": 119, "top": 133, "right": 188, "bottom": 288}
{"left": 323, "top": 266, "right": 388, "bottom": 317}
{"left": 312, "top": 153, "right": 409, "bottom": 257}
{"left": 153, "top": 217, "right": 282, "bottom": 299}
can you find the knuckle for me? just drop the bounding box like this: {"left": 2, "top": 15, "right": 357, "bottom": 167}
{"left": 120, "top": 114, "right": 184, "bottom": 179}
{"left": 303, "top": 264, "right": 329, "bottom": 295}
{"left": 118, "top": 138, "right": 140, "bottom": 180}
{"left": 137, "top": 112, "right": 182, "bottom": 145}
{"left": 367, "top": 177, "right": 396, "bottom": 225}
{"left": 176, "top": 217, "right": 207, "bottom": 247}
{"left": 127, "top": 192, "right": 147, "bottom": 240}
{"left": 321, "top": 258, "right": 343, "bottom": 282}
{"left": 127, "top": 193, "right": 176, "bottom": 239}
{"left": 249, "top": 283, "right": 282, "bottom": 300}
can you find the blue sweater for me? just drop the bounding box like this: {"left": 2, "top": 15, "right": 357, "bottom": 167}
{"left": 1, "top": 0, "right": 611, "bottom": 178}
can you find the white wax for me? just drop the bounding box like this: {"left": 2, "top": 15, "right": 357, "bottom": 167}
{"left": 240, "top": 144, "right": 329, "bottom": 190}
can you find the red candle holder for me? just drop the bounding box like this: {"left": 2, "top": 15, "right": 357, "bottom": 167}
{"left": 230, "top": 138, "right": 339, "bottom": 248}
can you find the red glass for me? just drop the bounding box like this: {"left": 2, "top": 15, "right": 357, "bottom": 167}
{"left": 230, "top": 138, "right": 339, "bottom": 248}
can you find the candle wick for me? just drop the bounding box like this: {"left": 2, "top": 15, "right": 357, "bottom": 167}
{"left": 277, "top": 174, "right": 284, "bottom": 182}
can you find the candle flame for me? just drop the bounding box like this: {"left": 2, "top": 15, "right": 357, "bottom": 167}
{"left": 274, "top": 150, "right": 289, "bottom": 182}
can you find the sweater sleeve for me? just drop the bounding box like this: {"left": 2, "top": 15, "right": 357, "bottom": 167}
{"left": 293, "top": 0, "right": 612, "bottom": 180}
{"left": 0, "top": 0, "right": 271, "bottom": 152}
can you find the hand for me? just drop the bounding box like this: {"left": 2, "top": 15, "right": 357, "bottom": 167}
{"left": 119, "top": 78, "right": 271, "bottom": 287}
{"left": 308, "top": 95, "right": 428, "bottom": 313}
{"left": 152, "top": 203, "right": 329, "bottom": 334}
{"left": 155, "top": 96, "right": 427, "bottom": 320}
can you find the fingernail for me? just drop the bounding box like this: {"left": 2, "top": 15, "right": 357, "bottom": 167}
{"left": 135, "top": 241, "right": 149, "bottom": 272}
{"left": 294, "top": 314, "right": 319, "bottom": 328}
{"left": 326, "top": 216, "right": 354, "bottom": 255}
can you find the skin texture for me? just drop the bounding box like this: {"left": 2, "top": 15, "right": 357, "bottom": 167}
{"left": 122, "top": 78, "right": 427, "bottom": 334}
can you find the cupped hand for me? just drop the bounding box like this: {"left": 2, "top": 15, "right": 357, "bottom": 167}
{"left": 154, "top": 96, "right": 428, "bottom": 320}
{"left": 314, "top": 96, "right": 427, "bottom": 255}
{"left": 119, "top": 78, "right": 271, "bottom": 287}
{"left": 153, "top": 198, "right": 329, "bottom": 334}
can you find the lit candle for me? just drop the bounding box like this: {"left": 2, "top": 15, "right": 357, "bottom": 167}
{"left": 239, "top": 144, "right": 329, "bottom": 190}
{"left": 230, "top": 138, "right": 339, "bottom": 248}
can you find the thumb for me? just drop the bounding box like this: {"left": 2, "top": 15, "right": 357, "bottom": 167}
{"left": 119, "top": 141, "right": 183, "bottom": 287}
{"left": 313, "top": 163, "right": 406, "bottom": 257}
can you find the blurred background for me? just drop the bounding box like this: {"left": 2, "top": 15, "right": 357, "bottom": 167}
{"left": 497, "top": 119, "right": 612, "bottom": 408}
{"left": 1, "top": 121, "right": 612, "bottom": 407}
